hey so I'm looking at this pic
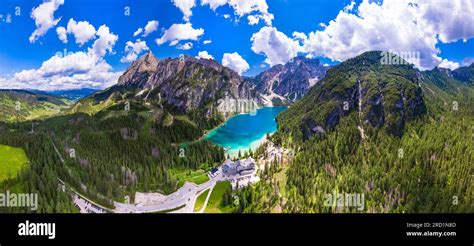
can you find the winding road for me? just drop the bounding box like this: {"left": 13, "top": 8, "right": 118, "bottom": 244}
{"left": 113, "top": 168, "right": 225, "bottom": 213}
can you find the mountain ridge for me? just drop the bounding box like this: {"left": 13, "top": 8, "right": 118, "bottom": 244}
{"left": 251, "top": 56, "right": 329, "bottom": 104}
{"left": 0, "top": 89, "right": 71, "bottom": 122}
{"left": 277, "top": 51, "right": 428, "bottom": 141}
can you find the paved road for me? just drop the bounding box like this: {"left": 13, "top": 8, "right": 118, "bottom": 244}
{"left": 113, "top": 169, "right": 224, "bottom": 213}
{"left": 58, "top": 178, "right": 112, "bottom": 213}
{"left": 196, "top": 185, "right": 214, "bottom": 213}
{"left": 73, "top": 194, "right": 109, "bottom": 213}
{"left": 69, "top": 163, "right": 256, "bottom": 214}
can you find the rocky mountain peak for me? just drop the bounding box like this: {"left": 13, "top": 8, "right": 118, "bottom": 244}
{"left": 433, "top": 66, "right": 453, "bottom": 76}
{"left": 452, "top": 62, "right": 474, "bottom": 84}
{"left": 252, "top": 56, "right": 329, "bottom": 103}
{"left": 117, "top": 51, "right": 159, "bottom": 87}
{"left": 134, "top": 51, "right": 159, "bottom": 71}
{"left": 278, "top": 51, "right": 427, "bottom": 140}
{"left": 109, "top": 52, "right": 257, "bottom": 114}
{"left": 141, "top": 50, "right": 157, "bottom": 61}
{"left": 118, "top": 53, "right": 243, "bottom": 89}
{"left": 288, "top": 56, "right": 320, "bottom": 67}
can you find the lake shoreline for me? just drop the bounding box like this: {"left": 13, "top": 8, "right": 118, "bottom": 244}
{"left": 204, "top": 106, "right": 288, "bottom": 158}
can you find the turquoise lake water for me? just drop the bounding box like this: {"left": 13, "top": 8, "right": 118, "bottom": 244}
{"left": 204, "top": 106, "right": 287, "bottom": 157}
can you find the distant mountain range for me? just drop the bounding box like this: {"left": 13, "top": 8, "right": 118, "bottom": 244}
{"left": 250, "top": 56, "right": 329, "bottom": 104}
{"left": 115, "top": 51, "right": 256, "bottom": 114}
{"left": 1, "top": 51, "right": 473, "bottom": 125}
{"left": 1, "top": 50, "right": 473, "bottom": 213}
{"left": 29, "top": 88, "right": 98, "bottom": 100}
{"left": 70, "top": 51, "right": 330, "bottom": 119}
{"left": 0, "top": 88, "right": 94, "bottom": 122}
{"left": 0, "top": 89, "right": 71, "bottom": 122}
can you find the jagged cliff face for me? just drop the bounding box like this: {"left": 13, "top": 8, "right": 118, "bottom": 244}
{"left": 419, "top": 64, "right": 474, "bottom": 96}
{"left": 84, "top": 53, "right": 330, "bottom": 114}
{"left": 117, "top": 52, "right": 159, "bottom": 87}
{"left": 422, "top": 67, "right": 460, "bottom": 92}
{"left": 452, "top": 63, "right": 474, "bottom": 84}
{"left": 114, "top": 52, "right": 257, "bottom": 113}
{"left": 277, "top": 51, "right": 427, "bottom": 140}
{"left": 252, "top": 56, "right": 329, "bottom": 103}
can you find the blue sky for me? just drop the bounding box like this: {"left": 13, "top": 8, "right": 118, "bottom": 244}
{"left": 0, "top": 0, "right": 473, "bottom": 90}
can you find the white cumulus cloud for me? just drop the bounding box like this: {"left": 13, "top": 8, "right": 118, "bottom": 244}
{"left": 88, "top": 25, "right": 119, "bottom": 59}
{"left": 29, "top": 0, "right": 64, "bottom": 43}
{"left": 201, "top": 0, "right": 273, "bottom": 26}
{"left": 143, "top": 20, "right": 159, "bottom": 37}
{"left": 301, "top": 0, "right": 474, "bottom": 70}
{"left": 421, "top": 0, "right": 474, "bottom": 43}
{"left": 120, "top": 39, "right": 149, "bottom": 63}
{"left": 156, "top": 23, "right": 204, "bottom": 46}
{"left": 292, "top": 31, "right": 307, "bottom": 42}
{"left": 438, "top": 59, "right": 460, "bottom": 70}
{"left": 196, "top": 51, "right": 214, "bottom": 59}
{"left": 132, "top": 20, "right": 159, "bottom": 38}
{"left": 133, "top": 28, "right": 143, "bottom": 37}
{"left": 62, "top": 18, "right": 96, "bottom": 45}
{"left": 4, "top": 24, "right": 120, "bottom": 90}
{"left": 177, "top": 42, "right": 193, "bottom": 50}
{"left": 251, "top": 26, "right": 302, "bottom": 66}
{"left": 56, "top": 26, "right": 67, "bottom": 43}
{"left": 247, "top": 15, "right": 259, "bottom": 25}
{"left": 172, "top": 0, "right": 196, "bottom": 22}
{"left": 222, "top": 52, "right": 249, "bottom": 75}
{"left": 6, "top": 51, "right": 121, "bottom": 90}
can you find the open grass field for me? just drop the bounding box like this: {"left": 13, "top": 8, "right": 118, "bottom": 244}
{"left": 0, "top": 94, "right": 71, "bottom": 122}
{"left": 171, "top": 169, "right": 210, "bottom": 188}
{"left": 193, "top": 189, "right": 210, "bottom": 212}
{"left": 205, "top": 181, "right": 232, "bottom": 213}
{"left": 0, "top": 144, "right": 29, "bottom": 181}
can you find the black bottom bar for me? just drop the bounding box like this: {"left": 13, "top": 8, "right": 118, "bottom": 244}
{"left": 0, "top": 214, "right": 472, "bottom": 245}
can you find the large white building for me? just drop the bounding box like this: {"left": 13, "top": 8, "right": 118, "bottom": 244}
{"left": 222, "top": 157, "right": 256, "bottom": 176}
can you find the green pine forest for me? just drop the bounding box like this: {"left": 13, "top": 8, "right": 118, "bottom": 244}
{"left": 228, "top": 52, "right": 474, "bottom": 213}
{"left": 0, "top": 51, "right": 473, "bottom": 213}
{"left": 0, "top": 98, "right": 225, "bottom": 212}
